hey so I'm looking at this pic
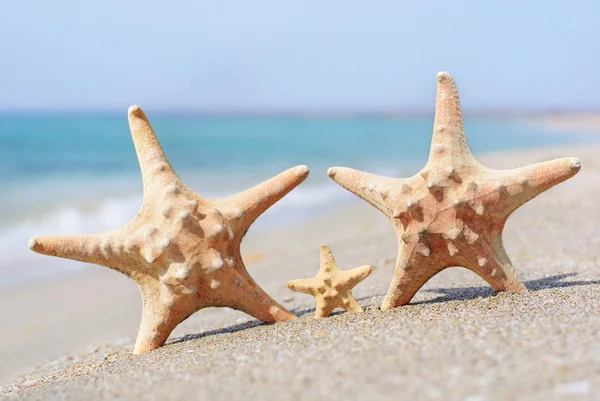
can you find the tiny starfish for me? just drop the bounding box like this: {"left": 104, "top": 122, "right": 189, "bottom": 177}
{"left": 287, "top": 245, "right": 372, "bottom": 318}
{"left": 29, "top": 105, "right": 308, "bottom": 354}
{"left": 328, "top": 72, "right": 581, "bottom": 311}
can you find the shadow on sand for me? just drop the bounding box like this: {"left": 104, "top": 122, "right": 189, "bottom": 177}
{"left": 168, "top": 273, "right": 598, "bottom": 345}
{"left": 411, "top": 273, "right": 599, "bottom": 305}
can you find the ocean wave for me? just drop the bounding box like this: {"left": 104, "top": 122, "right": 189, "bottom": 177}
{"left": 0, "top": 194, "right": 143, "bottom": 288}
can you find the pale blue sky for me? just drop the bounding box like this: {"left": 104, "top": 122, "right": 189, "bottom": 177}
{"left": 0, "top": 1, "right": 598, "bottom": 112}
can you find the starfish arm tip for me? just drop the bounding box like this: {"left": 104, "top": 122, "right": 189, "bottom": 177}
{"left": 360, "top": 264, "right": 373, "bottom": 276}
{"left": 28, "top": 235, "right": 62, "bottom": 256}
{"left": 346, "top": 264, "right": 373, "bottom": 286}
{"left": 437, "top": 71, "right": 453, "bottom": 83}
{"left": 128, "top": 104, "right": 141, "bottom": 115}
{"left": 544, "top": 156, "right": 582, "bottom": 177}
{"left": 326, "top": 166, "right": 353, "bottom": 184}
{"left": 26, "top": 234, "right": 104, "bottom": 264}
{"left": 319, "top": 244, "right": 336, "bottom": 268}
{"left": 286, "top": 279, "right": 309, "bottom": 293}
{"left": 128, "top": 104, "right": 149, "bottom": 123}
{"left": 295, "top": 164, "right": 310, "bottom": 178}
{"left": 230, "top": 165, "right": 310, "bottom": 225}
{"left": 354, "top": 264, "right": 373, "bottom": 277}
{"left": 505, "top": 156, "right": 582, "bottom": 204}
{"left": 568, "top": 157, "right": 582, "bottom": 172}
{"left": 328, "top": 165, "right": 387, "bottom": 195}
{"left": 125, "top": 104, "right": 177, "bottom": 189}
{"left": 28, "top": 237, "right": 40, "bottom": 252}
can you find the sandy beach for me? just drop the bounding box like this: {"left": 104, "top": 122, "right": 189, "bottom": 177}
{"left": 1, "top": 143, "right": 599, "bottom": 400}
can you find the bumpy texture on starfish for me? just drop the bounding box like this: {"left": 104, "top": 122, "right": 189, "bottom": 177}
{"left": 29, "top": 105, "right": 308, "bottom": 354}
{"left": 328, "top": 72, "right": 581, "bottom": 311}
{"left": 287, "top": 245, "right": 372, "bottom": 318}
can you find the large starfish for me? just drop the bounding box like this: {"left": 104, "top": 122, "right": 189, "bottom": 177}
{"left": 287, "top": 245, "right": 372, "bottom": 317}
{"left": 29, "top": 105, "right": 308, "bottom": 354}
{"left": 328, "top": 72, "right": 581, "bottom": 311}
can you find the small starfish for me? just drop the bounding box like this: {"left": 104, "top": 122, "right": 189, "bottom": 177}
{"left": 287, "top": 245, "right": 372, "bottom": 318}
{"left": 29, "top": 105, "right": 308, "bottom": 354}
{"left": 328, "top": 72, "right": 581, "bottom": 311}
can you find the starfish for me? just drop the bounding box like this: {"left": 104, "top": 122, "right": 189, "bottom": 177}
{"left": 327, "top": 72, "right": 581, "bottom": 311}
{"left": 287, "top": 245, "right": 372, "bottom": 317}
{"left": 29, "top": 105, "right": 308, "bottom": 354}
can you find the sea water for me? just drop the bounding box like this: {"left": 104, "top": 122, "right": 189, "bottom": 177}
{"left": 0, "top": 114, "right": 582, "bottom": 287}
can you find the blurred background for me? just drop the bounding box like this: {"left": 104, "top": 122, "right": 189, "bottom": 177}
{"left": 0, "top": 0, "right": 599, "bottom": 288}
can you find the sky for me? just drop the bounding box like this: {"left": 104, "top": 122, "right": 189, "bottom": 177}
{"left": 0, "top": 1, "right": 599, "bottom": 113}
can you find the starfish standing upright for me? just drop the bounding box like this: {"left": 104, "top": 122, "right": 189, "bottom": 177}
{"left": 29, "top": 105, "right": 308, "bottom": 354}
{"left": 287, "top": 245, "right": 372, "bottom": 318}
{"left": 328, "top": 72, "right": 581, "bottom": 311}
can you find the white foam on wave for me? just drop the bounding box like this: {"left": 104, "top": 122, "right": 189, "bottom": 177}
{"left": 0, "top": 195, "right": 142, "bottom": 288}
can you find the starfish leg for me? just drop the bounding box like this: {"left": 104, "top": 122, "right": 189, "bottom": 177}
{"left": 224, "top": 165, "right": 309, "bottom": 230}
{"left": 128, "top": 106, "right": 179, "bottom": 190}
{"left": 343, "top": 296, "right": 364, "bottom": 313}
{"left": 497, "top": 157, "right": 581, "bottom": 215}
{"left": 134, "top": 285, "right": 197, "bottom": 354}
{"left": 381, "top": 246, "right": 441, "bottom": 310}
{"left": 464, "top": 240, "right": 528, "bottom": 294}
{"left": 427, "top": 72, "right": 475, "bottom": 165}
{"left": 327, "top": 167, "right": 396, "bottom": 216}
{"left": 314, "top": 299, "right": 335, "bottom": 318}
{"left": 29, "top": 234, "right": 132, "bottom": 275}
{"left": 222, "top": 270, "right": 297, "bottom": 322}
{"left": 342, "top": 265, "right": 373, "bottom": 287}
{"left": 287, "top": 278, "right": 315, "bottom": 295}
{"left": 29, "top": 235, "right": 102, "bottom": 263}
{"left": 319, "top": 244, "right": 336, "bottom": 268}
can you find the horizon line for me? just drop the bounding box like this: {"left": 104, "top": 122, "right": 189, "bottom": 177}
{"left": 0, "top": 107, "right": 599, "bottom": 118}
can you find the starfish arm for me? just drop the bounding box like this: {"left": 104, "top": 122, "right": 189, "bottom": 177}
{"left": 426, "top": 72, "right": 475, "bottom": 166}
{"left": 224, "top": 165, "right": 309, "bottom": 231}
{"left": 287, "top": 278, "right": 316, "bottom": 296}
{"left": 343, "top": 296, "right": 364, "bottom": 313}
{"left": 341, "top": 265, "right": 373, "bottom": 288}
{"left": 380, "top": 244, "right": 442, "bottom": 310}
{"left": 224, "top": 270, "right": 297, "bottom": 322}
{"left": 314, "top": 297, "right": 335, "bottom": 318}
{"left": 128, "top": 105, "right": 179, "bottom": 192}
{"left": 319, "top": 244, "right": 337, "bottom": 272}
{"left": 133, "top": 284, "right": 197, "bottom": 354}
{"left": 494, "top": 157, "right": 581, "bottom": 216}
{"left": 28, "top": 234, "right": 132, "bottom": 275}
{"left": 463, "top": 239, "right": 528, "bottom": 294}
{"left": 327, "top": 167, "right": 396, "bottom": 217}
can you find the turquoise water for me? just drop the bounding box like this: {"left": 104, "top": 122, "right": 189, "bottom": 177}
{"left": 0, "top": 113, "right": 583, "bottom": 287}
{"left": 0, "top": 115, "right": 574, "bottom": 181}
